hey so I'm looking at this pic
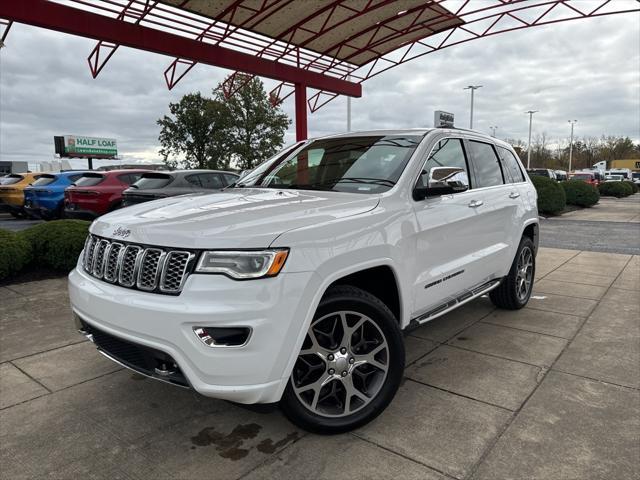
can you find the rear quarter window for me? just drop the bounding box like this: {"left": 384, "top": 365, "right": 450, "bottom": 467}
{"left": 75, "top": 175, "right": 105, "bottom": 187}
{"left": 497, "top": 146, "right": 525, "bottom": 183}
{"left": 31, "top": 176, "right": 56, "bottom": 187}
{"left": 0, "top": 175, "right": 24, "bottom": 185}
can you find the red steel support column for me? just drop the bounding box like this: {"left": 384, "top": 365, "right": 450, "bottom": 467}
{"left": 295, "top": 83, "right": 308, "bottom": 184}
{"left": 295, "top": 83, "right": 308, "bottom": 142}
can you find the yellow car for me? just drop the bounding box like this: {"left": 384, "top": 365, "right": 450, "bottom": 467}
{"left": 0, "top": 172, "right": 41, "bottom": 218}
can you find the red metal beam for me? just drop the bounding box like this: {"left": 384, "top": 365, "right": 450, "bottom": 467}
{"left": 0, "top": 0, "right": 361, "bottom": 97}
{"left": 294, "top": 83, "right": 307, "bottom": 142}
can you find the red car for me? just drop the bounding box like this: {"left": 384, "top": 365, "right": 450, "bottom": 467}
{"left": 64, "top": 169, "right": 151, "bottom": 219}
{"left": 569, "top": 171, "right": 600, "bottom": 186}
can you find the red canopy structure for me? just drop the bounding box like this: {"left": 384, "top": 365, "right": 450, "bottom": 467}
{"left": 1, "top": 0, "right": 638, "bottom": 141}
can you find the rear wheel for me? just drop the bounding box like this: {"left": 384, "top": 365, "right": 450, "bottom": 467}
{"left": 280, "top": 286, "right": 404, "bottom": 434}
{"left": 490, "top": 236, "right": 535, "bottom": 310}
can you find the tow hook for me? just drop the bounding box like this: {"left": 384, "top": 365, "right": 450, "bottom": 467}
{"left": 154, "top": 363, "right": 177, "bottom": 377}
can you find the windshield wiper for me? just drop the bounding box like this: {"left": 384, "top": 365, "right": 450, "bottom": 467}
{"left": 311, "top": 177, "right": 396, "bottom": 188}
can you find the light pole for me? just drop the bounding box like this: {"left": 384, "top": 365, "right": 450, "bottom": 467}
{"left": 463, "top": 85, "right": 482, "bottom": 129}
{"left": 526, "top": 110, "right": 538, "bottom": 169}
{"left": 568, "top": 120, "right": 577, "bottom": 173}
{"left": 490, "top": 126, "right": 498, "bottom": 137}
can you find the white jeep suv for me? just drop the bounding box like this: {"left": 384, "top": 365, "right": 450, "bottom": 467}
{"left": 69, "top": 128, "right": 538, "bottom": 433}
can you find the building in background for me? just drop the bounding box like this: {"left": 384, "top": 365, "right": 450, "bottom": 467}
{"left": 0, "top": 161, "right": 29, "bottom": 174}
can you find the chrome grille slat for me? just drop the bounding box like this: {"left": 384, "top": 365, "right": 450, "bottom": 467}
{"left": 137, "top": 249, "right": 164, "bottom": 291}
{"left": 160, "top": 251, "right": 193, "bottom": 293}
{"left": 82, "top": 235, "right": 193, "bottom": 295}
{"left": 92, "top": 240, "right": 110, "bottom": 278}
{"left": 119, "top": 245, "right": 142, "bottom": 287}
{"left": 103, "top": 243, "right": 124, "bottom": 283}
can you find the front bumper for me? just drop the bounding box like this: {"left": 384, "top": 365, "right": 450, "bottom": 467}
{"left": 68, "top": 265, "right": 319, "bottom": 404}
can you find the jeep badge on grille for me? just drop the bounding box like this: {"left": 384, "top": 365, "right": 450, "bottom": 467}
{"left": 112, "top": 227, "right": 131, "bottom": 239}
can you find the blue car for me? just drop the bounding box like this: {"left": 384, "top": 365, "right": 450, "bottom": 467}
{"left": 24, "top": 171, "right": 88, "bottom": 220}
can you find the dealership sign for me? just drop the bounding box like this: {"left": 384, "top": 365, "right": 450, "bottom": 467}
{"left": 54, "top": 135, "right": 117, "bottom": 158}
{"left": 434, "top": 110, "right": 455, "bottom": 128}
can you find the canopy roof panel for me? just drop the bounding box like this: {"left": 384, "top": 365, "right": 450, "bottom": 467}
{"left": 2, "top": 0, "right": 638, "bottom": 114}
{"left": 164, "top": 0, "right": 464, "bottom": 66}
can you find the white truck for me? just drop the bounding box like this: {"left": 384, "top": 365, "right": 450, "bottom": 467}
{"left": 70, "top": 128, "right": 539, "bottom": 433}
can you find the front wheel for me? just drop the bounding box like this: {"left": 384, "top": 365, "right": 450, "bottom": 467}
{"left": 490, "top": 236, "right": 536, "bottom": 310}
{"left": 280, "top": 285, "right": 404, "bottom": 434}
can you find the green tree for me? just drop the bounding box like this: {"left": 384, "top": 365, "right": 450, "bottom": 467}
{"left": 157, "top": 92, "right": 228, "bottom": 170}
{"left": 214, "top": 74, "right": 290, "bottom": 170}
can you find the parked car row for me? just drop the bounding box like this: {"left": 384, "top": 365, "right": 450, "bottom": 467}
{"left": 0, "top": 168, "right": 239, "bottom": 221}
{"left": 526, "top": 168, "right": 569, "bottom": 181}
{"left": 0, "top": 172, "right": 42, "bottom": 218}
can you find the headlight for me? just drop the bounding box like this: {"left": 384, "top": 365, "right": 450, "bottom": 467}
{"left": 195, "top": 249, "right": 289, "bottom": 279}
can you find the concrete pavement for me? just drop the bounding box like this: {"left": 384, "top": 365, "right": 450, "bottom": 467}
{"left": 1, "top": 247, "right": 638, "bottom": 480}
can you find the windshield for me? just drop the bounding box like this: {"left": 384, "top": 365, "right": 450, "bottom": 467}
{"left": 131, "top": 173, "right": 173, "bottom": 190}
{"left": 633, "top": 173, "right": 640, "bottom": 179}
{"left": 237, "top": 141, "right": 306, "bottom": 187}
{"left": 571, "top": 174, "right": 592, "bottom": 180}
{"left": 240, "top": 135, "right": 422, "bottom": 194}
{"left": 0, "top": 174, "right": 24, "bottom": 185}
{"left": 31, "top": 175, "right": 56, "bottom": 187}
{"left": 74, "top": 174, "right": 105, "bottom": 187}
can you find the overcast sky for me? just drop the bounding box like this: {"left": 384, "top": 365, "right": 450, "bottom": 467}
{"left": 0, "top": 7, "right": 638, "bottom": 169}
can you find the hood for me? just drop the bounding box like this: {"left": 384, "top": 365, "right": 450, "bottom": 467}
{"left": 91, "top": 188, "right": 380, "bottom": 249}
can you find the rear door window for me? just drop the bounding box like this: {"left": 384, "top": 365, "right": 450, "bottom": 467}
{"left": 199, "top": 173, "right": 224, "bottom": 189}
{"left": 223, "top": 173, "right": 238, "bottom": 185}
{"left": 497, "top": 146, "right": 525, "bottom": 183}
{"left": 468, "top": 141, "right": 504, "bottom": 188}
{"left": 186, "top": 174, "right": 202, "bottom": 187}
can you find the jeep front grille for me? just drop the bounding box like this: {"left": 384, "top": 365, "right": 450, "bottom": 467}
{"left": 82, "top": 235, "right": 195, "bottom": 294}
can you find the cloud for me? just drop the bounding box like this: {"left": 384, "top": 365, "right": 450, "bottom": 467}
{"left": 0, "top": 11, "right": 638, "bottom": 169}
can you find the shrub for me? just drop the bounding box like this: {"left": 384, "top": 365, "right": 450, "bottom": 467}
{"left": 599, "top": 182, "right": 629, "bottom": 198}
{"left": 20, "top": 220, "right": 90, "bottom": 271}
{"left": 530, "top": 175, "right": 566, "bottom": 214}
{"left": 0, "top": 230, "right": 32, "bottom": 280}
{"left": 561, "top": 180, "right": 600, "bottom": 207}
{"left": 623, "top": 181, "right": 638, "bottom": 194}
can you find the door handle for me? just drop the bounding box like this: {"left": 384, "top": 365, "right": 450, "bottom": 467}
{"left": 468, "top": 200, "right": 484, "bottom": 208}
{"left": 509, "top": 191, "right": 520, "bottom": 199}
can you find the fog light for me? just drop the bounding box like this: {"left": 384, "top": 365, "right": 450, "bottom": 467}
{"left": 193, "top": 327, "right": 251, "bottom": 347}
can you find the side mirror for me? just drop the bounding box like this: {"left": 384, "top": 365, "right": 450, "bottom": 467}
{"left": 413, "top": 167, "right": 469, "bottom": 200}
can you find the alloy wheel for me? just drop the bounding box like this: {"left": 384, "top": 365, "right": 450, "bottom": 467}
{"left": 291, "top": 311, "right": 389, "bottom": 418}
{"left": 515, "top": 246, "right": 533, "bottom": 301}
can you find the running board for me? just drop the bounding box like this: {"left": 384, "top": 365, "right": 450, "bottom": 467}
{"left": 410, "top": 279, "right": 501, "bottom": 327}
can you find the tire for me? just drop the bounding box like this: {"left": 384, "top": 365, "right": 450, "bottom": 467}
{"left": 490, "top": 236, "right": 536, "bottom": 310}
{"left": 10, "top": 211, "right": 24, "bottom": 219}
{"left": 280, "top": 285, "right": 405, "bottom": 434}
